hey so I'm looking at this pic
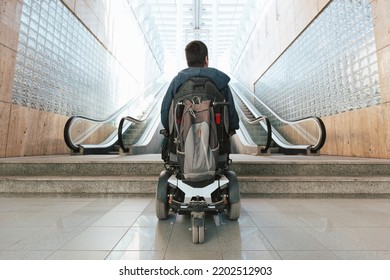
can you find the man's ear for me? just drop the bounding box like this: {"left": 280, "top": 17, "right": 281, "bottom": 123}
{"left": 204, "top": 56, "right": 209, "bottom": 67}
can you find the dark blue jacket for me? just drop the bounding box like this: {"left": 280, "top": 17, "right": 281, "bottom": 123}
{"left": 160, "top": 67, "right": 240, "bottom": 131}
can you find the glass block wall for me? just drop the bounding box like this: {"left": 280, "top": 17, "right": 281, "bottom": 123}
{"left": 254, "top": 0, "right": 380, "bottom": 120}
{"left": 12, "top": 0, "right": 159, "bottom": 119}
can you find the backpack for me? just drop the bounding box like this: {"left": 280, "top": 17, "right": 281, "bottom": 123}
{"left": 173, "top": 77, "right": 224, "bottom": 182}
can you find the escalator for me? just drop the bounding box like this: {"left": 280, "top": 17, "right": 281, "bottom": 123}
{"left": 64, "top": 78, "right": 167, "bottom": 155}
{"left": 117, "top": 86, "right": 166, "bottom": 155}
{"left": 232, "top": 91, "right": 272, "bottom": 155}
{"left": 230, "top": 80, "right": 326, "bottom": 155}
{"left": 115, "top": 81, "right": 272, "bottom": 156}
{"left": 64, "top": 76, "right": 324, "bottom": 157}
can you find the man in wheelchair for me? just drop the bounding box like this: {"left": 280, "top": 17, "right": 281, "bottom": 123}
{"left": 157, "top": 40, "right": 241, "bottom": 244}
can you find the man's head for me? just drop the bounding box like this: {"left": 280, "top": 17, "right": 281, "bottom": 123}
{"left": 185, "top": 40, "right": 209, "bottom": 67}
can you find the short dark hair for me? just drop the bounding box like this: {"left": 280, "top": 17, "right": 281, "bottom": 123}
{"left": 185, "top": 40, "right": 208, "bottom": 67}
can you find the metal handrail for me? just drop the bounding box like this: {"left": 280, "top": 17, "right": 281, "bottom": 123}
{"left": 117, "top": 115, "right": 150, "bottom": 153}
{"left": 231, "top": 81, "right": 326, "bottom": 153}
{"left": 64, "top": 79, "right": 166, "bottom": 153}
{"left": 241, "top": 114, "right": 272, "bottom": 153}
{"left": 117, "top": 94, "right": 163, "bottom": 153}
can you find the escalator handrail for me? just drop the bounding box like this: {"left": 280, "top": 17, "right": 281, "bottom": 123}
{"left": 64, "top": 80, "right": 166, "bottom": 152}
{"left": 64, "top": 115, "right": 89, "bottom": 152}
{"left": 117, "top": 117, "right": 144, "bottom": 153}
{"left": 231, "top": 82, "right": 326, "bottom": 153}
{"left": 233, "top": 90, "right": 273, "bottom": 152}
{"left": 64, "top": 98, "right": 143, "bottom": 153}
{"left": 241, "top": 114, "right": 272, "bottom": 153}
{"left": 117, "top": 94, "right": 163, "bottom": 153}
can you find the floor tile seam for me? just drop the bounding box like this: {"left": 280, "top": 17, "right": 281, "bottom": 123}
{"left": 134, "top": 207, "right": 175, "bottom": 256}
{"left": 44, "top": 250, "right": 58, "bottom": 260}
{"left": 0, "top": 210, "right": 81, "bottom": 213}
{"left": 328, "top": 250, "right": 390, "bottom": 260}
{"left": 0, "top": 249, "right": 56, "bottom": 252}
{"left": 255, "top": 223, "right": 390, "bottom": 230}
{"left": 162, "top": 217, "right": 176, "bottom": 260}
{"left": 46, "top": 249, "right": 115, "bottom": 252}
{"left": 246, "top": 213, "right": 282, "bottom": 260}
{"left": 298, "top": 224, "right": 384, "bottom": 251}
{"left": 214, "top": 219, "right": 224, "bottom": 255}
{"left": 255, "top": 225, "right": 334, "bottom": 253}
{"left": 275, "top": 249, "right": 338, "bottom": 252}
{"left": 213, "top": 249, "right": 280, "bottom": 252}
{"left": 328, "top": 249, "right": 390, "bottom": 252}
{"left": 126, "top": 225, "right": 175, "bottom": 228}
{"left": 0, "top": 225, "right": 70, "bottom": 251}
{"left": 53, "top": 225, "right": 124, "bottom": 252}
{"left": 88, "top": 211, "right": 144, "bottom": 228}
{"left": 83, "top": 225, "right": 143, "bottom": 228}
{"left": 109, "top": 249, "right": 169, "bottom": 252}
{"left": 0, "top": 225, "right": 107, "bottom": 230}
{"left": 91, "top": 210, "right": 145, "bottom": 213}
{"left": 162, "top": 248, "right": 225, "bottom": 252}
{"left": 0, "top": 249, "right": 56, "bottom": 260}
{"left": 93, "top": 225, "right": 133, "bottom": 257}
{"left": 275, "top": 249, "right": 342, "bottom": 259}
{"left": 244, "top": 210, "right": 347, "bottom": 213}
{"left": 343, "top": 226, "right": 390, "bottom": 249}
{"left": 248, "top": 225, "right": 386, "bottom": 229}
{"left": 247, "top": 224, "right": 387, "bottom": 228}
{"left": 275, "top": 249, "right": 341, "bottom": 252}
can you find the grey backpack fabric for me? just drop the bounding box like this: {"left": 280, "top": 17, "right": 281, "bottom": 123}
{"left": 176, "top": 99, "right": 219, "bottom": 182}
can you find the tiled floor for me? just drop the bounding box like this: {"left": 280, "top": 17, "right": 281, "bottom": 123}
{"left": 1, "top": 194, "right": 390, "bottom": 260}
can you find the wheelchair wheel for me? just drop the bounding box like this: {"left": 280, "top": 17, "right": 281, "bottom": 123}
{"left": 192, "top": 225, "right": 199, "bottom": 244}
{"left": 192, "top": 225, "right": 205, "bottom": 244}
{"left": 224, "top": 170, "right": 240, "bottom": 220}
{"left": 156, "top": 199, "right": 169, "bottom": 220}
{"left": 156, "top": 170, "right": 171, "bottom": 220}
{"left": 227, "top": 201, "right": 241, "bottom": 220}
{"left": 199, "top": 225, "right": 205, "bottom": 243}
{"left": 191, "top": 211, "right": 205, "bottom": 244}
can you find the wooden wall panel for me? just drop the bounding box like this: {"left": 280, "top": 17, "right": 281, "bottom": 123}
{"left": 321, "top": 115, "right": 335, "bottom": 155}
{"left": 294, "top": 0, "right": 320, "bottom": 37}
{"left": 317, "top": 0, "right": 330, "bottom": 11}
{"left": 383, "top": 103, "right": 390, "bottom": 156}
{"left": 6, "top": 105, "right": 70, "bottom": 157}
{"left": 0, "top": 44, "right": 16, "bottom": 103}
{"left": 320, "top": 104, "right": 390, "bottom": 158}
{"left": 371, "top": 0, "right": 390, "bottom": 51}
{"left": 0, "top": 0, "right": 22, "bottom": 51}
{"left": 0, "top": 103, "right": 11, "bottom": 157}
{"left": 62, "top": 0, "right": 76, "bottom": 12}
{"left": 377, "top": 46, "right": 390, "bottom": 103}
{"left": 5, "top": 104, "right": 117, "bottom": 157}
{"left": 57, "top": 115, "right": 72, "bottom": 155}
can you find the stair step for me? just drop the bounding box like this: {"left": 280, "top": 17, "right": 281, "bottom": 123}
{"left": 0, "top": 176, "right": 157, "bottom": 194}
{"left": 1, "top": 175, "right": 390, "bottom": 196}
{"left": 2, "top": 160, "right": 389, "bottom": 177}
{"left": 1, "top": 154, "right": 390, "bottom": 196}
{"left": 238, "top": 176, "right": 390, "bottom": 196}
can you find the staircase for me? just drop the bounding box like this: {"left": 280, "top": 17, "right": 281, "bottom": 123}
{"left": 1, "top": 154, "right": 390, "bottom": 197}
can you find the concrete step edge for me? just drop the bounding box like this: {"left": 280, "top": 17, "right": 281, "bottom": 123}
{"left": 1, "top": 175, "right": 390, "bottom": 181}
